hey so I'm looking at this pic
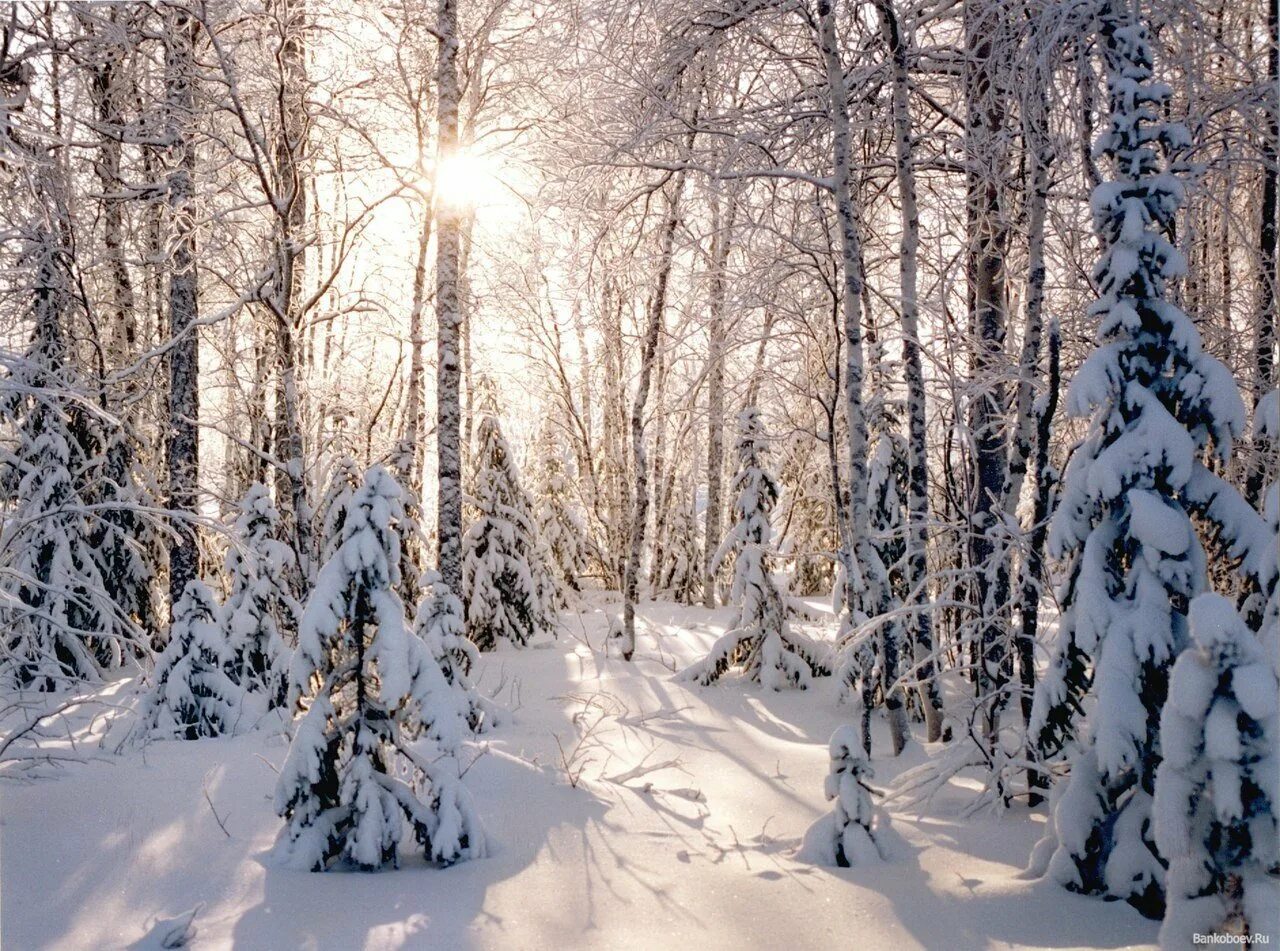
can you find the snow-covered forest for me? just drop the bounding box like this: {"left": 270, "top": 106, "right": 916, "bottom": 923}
{"left": 0, "top": 0, "right": 1276, "bottom": 948}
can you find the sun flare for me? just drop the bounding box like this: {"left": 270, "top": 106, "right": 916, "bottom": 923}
{"left": 433, "top": 151, "right": 506, "bottom": 210}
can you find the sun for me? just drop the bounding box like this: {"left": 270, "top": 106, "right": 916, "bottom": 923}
{"left": 434, "top": 150, "right": 506, "bottom": 210}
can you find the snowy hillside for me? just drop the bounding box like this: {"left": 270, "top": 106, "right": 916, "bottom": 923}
{"left": 1, "top": 601, "right": 1161, "bottom": 951}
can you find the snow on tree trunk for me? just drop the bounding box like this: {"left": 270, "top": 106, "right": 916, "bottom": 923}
{"left": 462, "top": 414, "right": 549, "bottom": 650}
{"left": 1154, "top": 594, "right": 1279, "bottom": 947}
{"left": 1021, "top": 321, "right": 1061, "bottom": 804}
{"left": 621, "top": 182, "right": 682, "bottom": 662}
{"left": 964, "top": 0, "right": 1013, "bottom": 750}
{"left": 679, "top": 409, "right": 827, "bottom": 689}
{"left": 818, "top": 0, "right": 909, "bottom": 756}
{"left": 873, "top": 0, "right": 945, "bottom": 745}
{"left": 703, "top": 190, "right": 735, "bottom": 609}
{"left": 142, "top": 581, "right": 244, "bottom": 740}
{"left": 435, "top": 0, "right": 464, "bottom": 594}
{"left": 1030, "top": 9, "right": 1256, "bottom": 918}
{"left": 275, "top": 466, "right": 487, "bottom": 871}
{"left": 164, "top": 6, "right": 201, "bottom": 614}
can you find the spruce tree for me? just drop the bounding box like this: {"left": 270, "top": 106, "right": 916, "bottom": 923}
{"left": 0, "top": 230, "right": 134, "bottom": 689}
{"left": 1029, "top": 9, "right": 1253, "bottom": 916}
{"left": 142, "top": 580, "right": 244, "bottom": 739}
{"left": 223, "top": 483, "right": 297, "bottom": 707}
{"left": 679, "top": 409, "right": 827, "bottom": 689}
{"left": 274, "top": 467, "right": 487, "bottom": 871}
{"left": 776, "top": 438, "right": 839, "bottom": 598}
{"left": 391, "top": 440, "right": 428, "bottom": 612}
{"left": 90, "top": 426, "right": 163, "bottom": 651}
{"left": 823, "top": 724, "right": 890, "bottom": 867}
{"left": 316, "top": 454, "right": 361, "bottom": 565}
{"left": 655, "top": 486, "right": 701, "bottom": 605}
{"left": 531, "top": 430, "right": 586, "bottom": 609}
{"left": 462, "top": 414, "right": 548, "bottom": 649}
{"left": 411, "top": 570, "right": 500, "bottom": 744}
{"left": 1154, "top": 594, "right": 1279, "bottom": 947}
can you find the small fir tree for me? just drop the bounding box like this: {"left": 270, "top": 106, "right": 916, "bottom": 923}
{"left": 411, "top": 570, "right": 500, "bottom": 744}
{"left": 462, "top": 414, "right": 548, "bottom": 649}
{"left": 141, "top": 581, "right": 244, "bottom": 739}
{"left": 679, "top": 409, "right": 827, "bottom": 689}
{"left": 316, "top": 454, "right": 361, "bottom": 565}
{"left": 223, "top": 483, "right": 298, "bottom": 706}
{"left": 531, "top": 430, "right": 586, "bottom": 609}
{"left": 823, "top": 724, "right": 890, "bottom": 867}
{"left": 274, "top": 467, "right": 487, "bottom": 871}
{"left": 90, "top": 426, "right": 163, "bottom": 651}
{"left": 0, "top": 231, "right": 139, "bottom": 688}
{"left": 656, "top": 487, "right": 702, "bottom": 605}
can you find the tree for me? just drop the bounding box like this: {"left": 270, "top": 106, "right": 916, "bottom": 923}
{"left": 817, "top": 0, "right": 909, "bottom": 756}
{"left": 163, "top": 2, "right": 202, "bottom": 612}
{"left": 317, "top": 454, "right": 362, "bottom": 564}
{"left": 531, "top": 430, "right": 586, "bottom": 608}
{"left": 655, "top": 484, "right": 701, "bottom": 605}
{"left": 1154, "top": 594, "right": 1279, "bottom": 947}
{"left": 462, "top": 414, "right": 548, "bottom": 650}
{"left": 141, "top": 581, "right": 243, "bottom": 740}
{"left": 223, "top": 483, "right": 297, "bottom": 707}
{"left": 679, "top": 408, "right": 826, "bottom": 689}
{"left": 0, "top": 230, "right": 127, "bottom": 689}
{"left": 821, "top": 724, "right": 890, "bottom": 868}
{"left": 1031, "top": 9, "right": 1252, "bottom": 917}
{"left": 274, "top": 466, "right": 487, "bottom": 871}
{"left": 412, "top": 569, "right": 500, "bottom": 744}
{"left": 435, "top": 0, "right": 464, "bottom": 593}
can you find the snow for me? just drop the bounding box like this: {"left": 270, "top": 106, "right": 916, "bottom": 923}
{"left": 0, "top": 600, "right": 1162, "bottom": 950}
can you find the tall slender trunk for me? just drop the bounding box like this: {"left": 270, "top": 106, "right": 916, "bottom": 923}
{"left": 964, "top": 0, "right": 1011, "bottom": 744}
{"left": 1247, "top": 0, "right": 1278, "bottom": 505}
{"left": 86, "top": 15, "right": 136, "bottom": 385}
{"left": 703, "top": 191, "right": 736, "bottom": 607}
{"left": 819, "top": 0, "right": 909, "bottom": 755}
{"left": 620, "top": 184, "right": 682, "bottom": 660}
{"left": 1004, "top": 82, "right": 1052, "bottom": 749}
{"left": 402, "top": 204, "right": 433, "bottom": 487}
{"left": 272, "top": 0, "right": 312, "bottom": 585}
{"left": 435, "top": 0, "right": 464, "bottom": 591}
{"left": 1021, "top": 322, "right": 1059, "bottom": 805}
{"left": 164, "top": 6, "right": 200, "bottom": 609}
{"left": 876, "top": 0, "right": 944, "bottom": 742}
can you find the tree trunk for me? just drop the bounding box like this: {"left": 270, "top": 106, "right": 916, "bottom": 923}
{"left": 621, "top": 184, "right": 682, "bottom": 661}
{"left": 1021, "top": 322, "right": 1060, "bottom": 805}
{"left": 271, "top": 0, "right": 313, "bottom": 585}
{"left": 875, "top": 0, "right": 944, "bottom": 743}
{"left": 964, "top": 0, "right": 1011, "bottom": 745}
{"left": 1247, "top": 0, "right": 1278, "bottom": 506}
{"left": 703, "top": 191, "right": 736, "bottom": 607}
{"left": 402, "top": 204, "right": 433, "bottom": 488}
{"left": 819, "top": 0, "right": 908, "bottom": 755}
{"left": 165, "top": 6, "right": 200, "bottom": 610}
{"left": 436, "top": 0, "right": 464, "bottom": 592}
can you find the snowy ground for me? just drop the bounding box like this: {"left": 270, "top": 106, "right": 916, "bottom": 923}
{"left": 1, "top": 599, "right": 1159, "bottom": 950}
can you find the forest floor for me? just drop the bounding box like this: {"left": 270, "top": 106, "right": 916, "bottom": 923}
{"left": 0, "top": 597, "right": 1160, "bottom": 951}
